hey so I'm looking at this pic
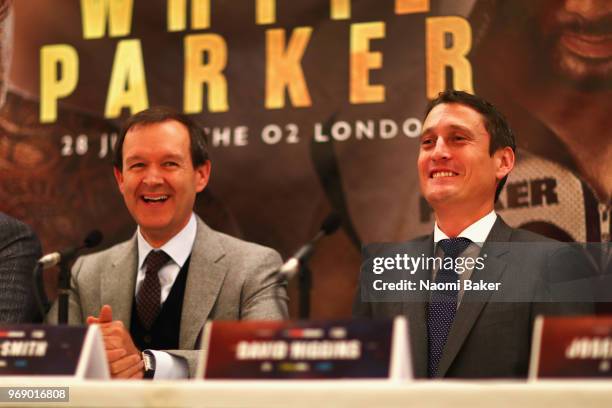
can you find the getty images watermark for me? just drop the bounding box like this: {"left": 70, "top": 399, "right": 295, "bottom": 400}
{"left": 371, "top": 252, "right": 499, "bottom": 292}
{"left": 359, "top": 241, "right": 609, "bottom": 303}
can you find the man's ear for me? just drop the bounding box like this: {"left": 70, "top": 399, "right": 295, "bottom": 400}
{"left": 194, "top": 160, "right": 212, "bottom": 192}
{"left": 495, "top": 147, "right": 515, "bottom": 181}
{"left": 113, "top": 166, "right": 125, "bottom": 194}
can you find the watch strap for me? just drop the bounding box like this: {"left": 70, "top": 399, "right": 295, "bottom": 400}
{"left": 142, "top": 350, "right": 156, "bottom": 379}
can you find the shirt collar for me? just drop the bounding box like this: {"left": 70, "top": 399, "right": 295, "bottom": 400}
{"left": 137, "top": 213, "right": 197, "bottom": 269}
{"left": 434, "top": 210, "right": 497, "bottom": 247}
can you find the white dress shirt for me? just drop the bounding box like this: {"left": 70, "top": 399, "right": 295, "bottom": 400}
{"left": 432, "top": 210, "right": 498, "bottom": 307}
{"left": 433, "top": 210, "right": 497, "bottom": 246}
{"left": 135, "top": 213, "right": 197, "bottom": 379}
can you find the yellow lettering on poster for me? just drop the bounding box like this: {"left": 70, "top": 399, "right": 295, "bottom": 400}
{"left": 184, "top": 34, "right": 229, "bottom": 113}
{"left": 256, "top": 0, "right": 276, "bottom": 25}
{"left": 40, "top": 45, "right": 79, "bottom": 123}
{"left": 395, "top": 0, "right": 430, "bottom": 14}
{"left": 331, "top": 0, "right": 350, "bottom": 20}
{"left": 167, "top": 0, "right": 211, "bottom": 31}
{"left": 192, "top": 0, "right": 211, "bottom": 29}
{"left": 80, "top": 0, "right": 133, "bottom": 39}
{"left": 167, "top": 0, "right": 187, "bottom": 31}
{"left": 104, "top": 39, "right": 149, "bottom": 118}
{"left": 265, "top": 27, "right": 313, "bottom": 109}
{"left": 350, "top": 22, "right": 385, "bottom": 104}
{"left": 426, "top": 16, "right": 473, "bottom": 98}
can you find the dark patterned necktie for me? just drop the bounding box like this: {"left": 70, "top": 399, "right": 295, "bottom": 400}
{"left": 136, "top": 250, "right": 171, "bottom": 330}
{"left": 427, "top": 237, "right": 472, "bottom": 377}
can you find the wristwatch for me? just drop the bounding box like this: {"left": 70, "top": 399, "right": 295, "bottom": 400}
{"left": 142, "top": 350, "right": 156, "bottom": 379}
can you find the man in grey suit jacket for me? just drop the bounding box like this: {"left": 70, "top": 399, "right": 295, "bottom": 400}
{"left": 0, "top": 212, "right": 42, "bottom": 323}
{"left": 354, "top": 90, "right": 592, "bottom": 378}
{"left": 49, "top": 107, "right": 288, "bottom": 379}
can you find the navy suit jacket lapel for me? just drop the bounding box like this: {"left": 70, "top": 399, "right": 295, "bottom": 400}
{"left": 435, "top": 217, "right": 512, "bottom": 377}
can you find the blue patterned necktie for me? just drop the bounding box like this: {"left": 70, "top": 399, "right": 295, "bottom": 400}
{"left": 427, "top": 237, "right": 472, "bottom": 377}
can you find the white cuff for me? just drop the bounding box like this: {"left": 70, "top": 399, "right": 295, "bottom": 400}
{"left": 148, "top": 350, "right": 189, "bottom": 380}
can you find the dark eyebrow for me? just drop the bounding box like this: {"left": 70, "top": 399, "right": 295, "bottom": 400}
{"left": 448, "top": 124, "right": 475, "bottom": 138}
{"left": 124, "top": 154, "right": 185, "bottom": 164}
{"left": 420, "top": 124, "right": 475, "bottom": 139}
{"left": 124, "top": 155, "right": 146, "bottom": 164}
{"left": 420, "top": 128, "right": 435, "bottom": 140}
{"left": 162, "top": 154, "right": 184, "bottom": 162}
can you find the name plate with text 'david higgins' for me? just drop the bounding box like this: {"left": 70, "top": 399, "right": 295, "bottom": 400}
{"left": 197, "top": 318, "right": 410, "bottom": 380}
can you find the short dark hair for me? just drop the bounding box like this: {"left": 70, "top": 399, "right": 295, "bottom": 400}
{"left": 113, "top": 106, "right": 209, "bottom": 171}
{"left": 425, "top": 90, "right": 516, "bottom": 202}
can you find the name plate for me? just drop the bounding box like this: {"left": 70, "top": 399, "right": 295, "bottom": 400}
{"left": 0, "top": 325, "right": 108, "bottom": 379}
{"left": 529, "top": 316, "right": 612, "bottom": 379}
{"left": 198, "top": 318, "right": 410, "bottom": 379}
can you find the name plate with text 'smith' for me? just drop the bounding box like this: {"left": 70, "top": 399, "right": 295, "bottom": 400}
{"left": 0, "top": 325, "right": 108, "bottom": 379}
{"left": 198, "top": 318, "right": 410, "bottom": 379}
{"left": 530, "top": 316, "right": 612, "bottom": 379}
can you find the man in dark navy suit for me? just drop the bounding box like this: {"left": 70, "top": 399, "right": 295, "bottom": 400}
{"left": 354, "top": 90, "right": 593, "bottom": 378}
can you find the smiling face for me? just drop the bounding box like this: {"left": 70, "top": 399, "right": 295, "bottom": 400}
{"left": 536, "top": 0, "right": 612, "bottom": 89}
{"left": 418, "top": 103, "right": 513, "bottom": 216}
{"left": 114, "top": 120, "right": 210, "bottom": 247}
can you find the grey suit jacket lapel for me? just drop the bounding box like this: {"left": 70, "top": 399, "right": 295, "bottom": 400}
{"left": 436, "top": 217, "right": 512, "bottom": 377}
{"left": 401, "top": 236, "right": 433, "bottom": 378}
{"left": 102, "top": 236, "right": 138, "bottom": 327}
{"left": 179, "top": 217, "right": 228, "bottom": 349}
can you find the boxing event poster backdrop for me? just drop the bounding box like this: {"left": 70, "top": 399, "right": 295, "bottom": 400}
{"left": 1, "top": 0, "right": 610, "bottom": 317}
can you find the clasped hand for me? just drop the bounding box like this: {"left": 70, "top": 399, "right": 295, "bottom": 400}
{"left": 87, "top": 305, "right": 144, "bottom": 379}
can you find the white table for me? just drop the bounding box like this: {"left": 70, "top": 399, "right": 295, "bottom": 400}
{"left": 1, "top": 378, "right": 612, "bottom": 407}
